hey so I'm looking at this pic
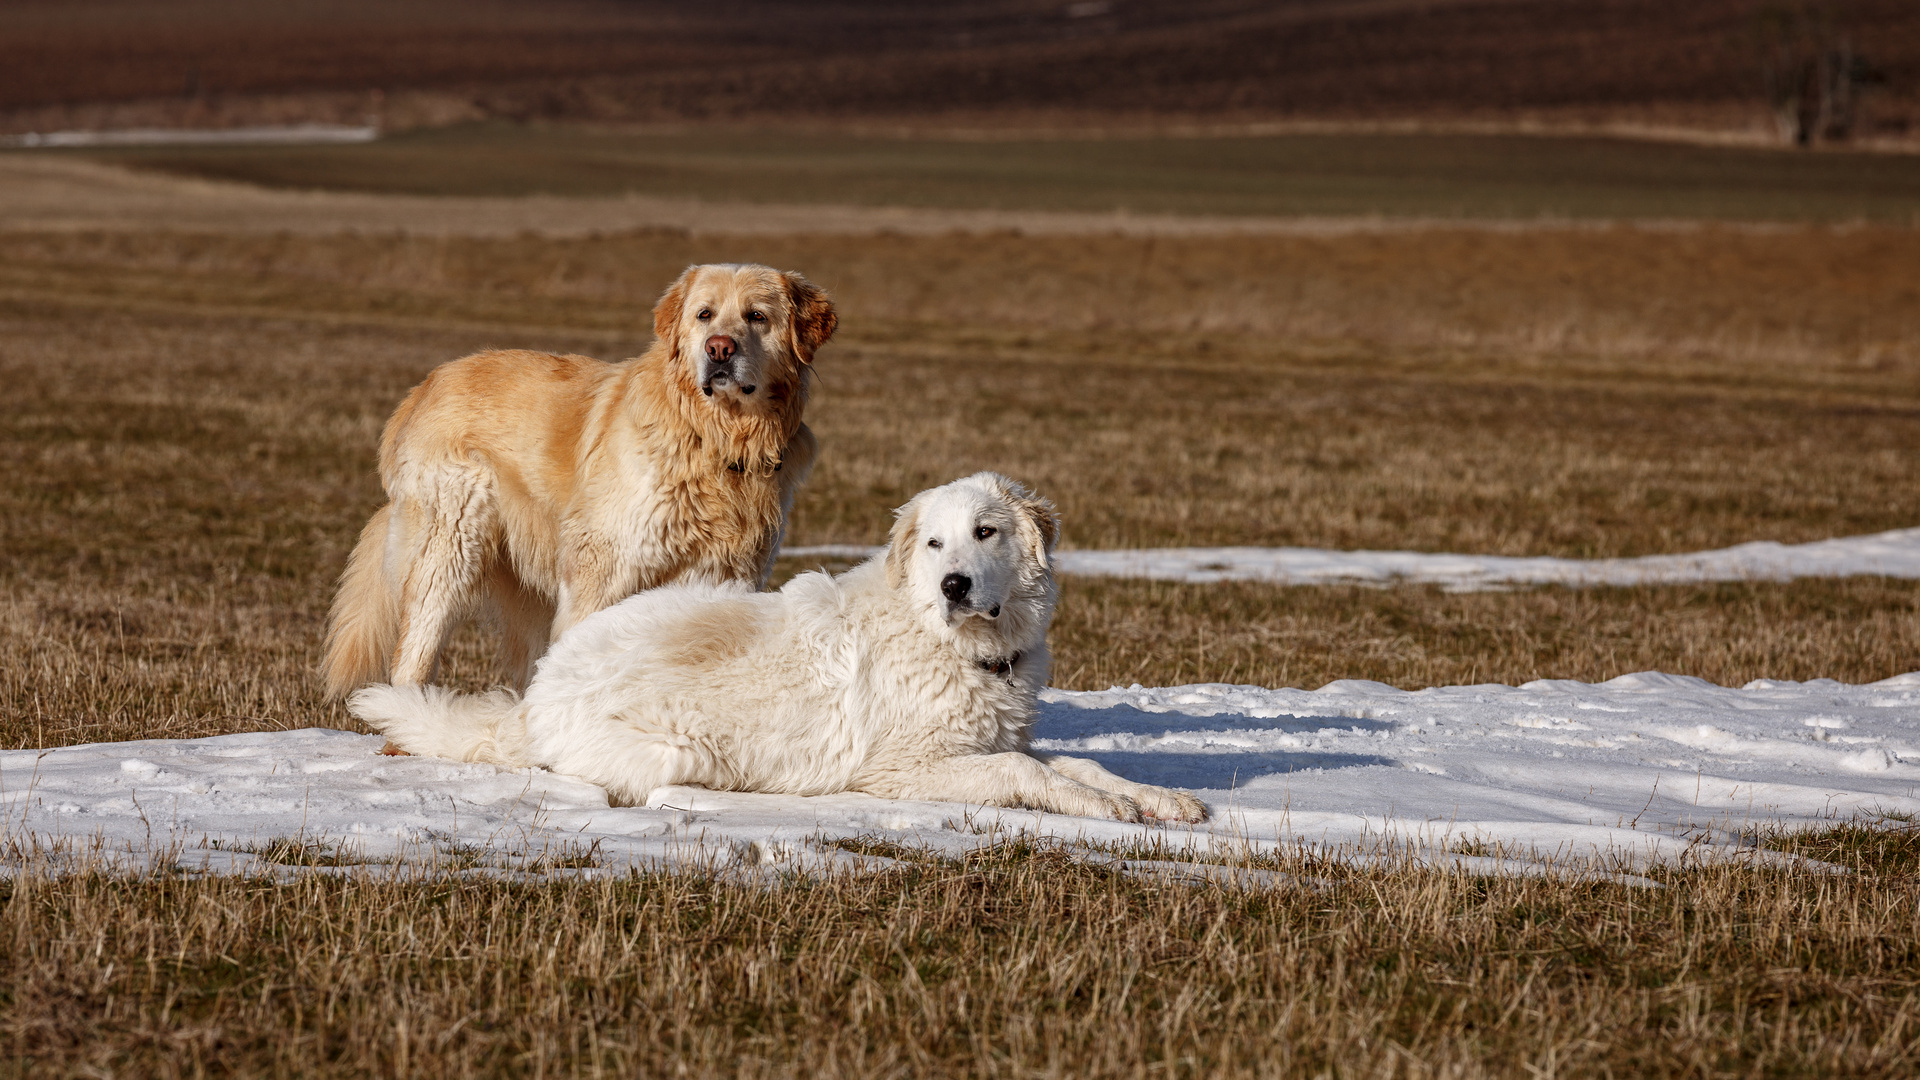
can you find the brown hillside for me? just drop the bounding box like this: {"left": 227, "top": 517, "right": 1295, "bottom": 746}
{"left": 3, "top": 0, "right": 1916, "bottom": 137}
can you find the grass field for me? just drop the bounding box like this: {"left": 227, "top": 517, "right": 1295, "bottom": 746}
{"left": 2, "top": 832, "right": 1917, "bottom": 1077}
{"left": 3, "top": 192, "right": 1919, "bottom": 1074}
{"left": 67, "top": 124, "right": 1920, "bottom": 222}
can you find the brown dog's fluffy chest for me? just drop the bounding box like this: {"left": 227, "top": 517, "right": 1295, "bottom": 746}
{"left": 560, "top": 353, "right": 803, "bottom": 590}
{"left": 602, "top": 439, "right": 788, "bottom": 584}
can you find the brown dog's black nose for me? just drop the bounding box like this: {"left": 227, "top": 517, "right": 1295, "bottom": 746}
{"left": 705, "top": 335, "right": 736, "bottom": 363}
{"left": 941, "top": 573, "right": 971, "bottom": 603}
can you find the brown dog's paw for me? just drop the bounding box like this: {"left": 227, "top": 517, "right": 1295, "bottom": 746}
{"left": 379, "top": 741, "right": 411, "bottom": 757}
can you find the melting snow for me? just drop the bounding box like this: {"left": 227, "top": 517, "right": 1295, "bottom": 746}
{"left": 785, "top": 526, "right": 1920, "bottom": 590}
{"left": 2, "top": 671, "right": 1915, "bottom": 879}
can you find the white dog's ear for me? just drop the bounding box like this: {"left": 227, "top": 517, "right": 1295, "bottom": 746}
{"left": 653, "top": 266, "right": 697, "bottom": 359}
{"left": 782, "top": 272, "right": 837, "bottom": 365}
{"left": 983, "top": 473, "right": 1059, "bottom": 570}
{"left": 1016, "top": 490, "right": 1060, "bottom": 570}
{"left": 885, "top": 495, "right": 923, "bottom": 590}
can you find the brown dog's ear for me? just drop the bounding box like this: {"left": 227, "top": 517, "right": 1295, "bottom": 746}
{"left": 653, "top": 266, "right": 697, "bottom": 358}
{"left": 885, "top": 494, "right": 923, "bottom": 590}
{"left": 783, "top": 272, "right": 838, "bottom": 365}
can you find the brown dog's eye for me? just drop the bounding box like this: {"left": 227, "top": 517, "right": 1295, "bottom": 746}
{"left": 927, "top": 538, "right": 942, "bottom": 549}
{"left": 747, "top": 310, "right": 766, "bottom": 323}
{"left": 974, "top": 526, "right": 996, "bottom": 540}
{"left": 696, "top": 309, "right": 713, "bottom": 321}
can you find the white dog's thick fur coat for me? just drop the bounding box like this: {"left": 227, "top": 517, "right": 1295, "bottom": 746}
{"left": 352, "top": 474, "right": 1209, "bottom": 823}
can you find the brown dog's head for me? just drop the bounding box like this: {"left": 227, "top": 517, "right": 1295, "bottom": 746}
{"left": 651, "top": 264, "right": 837, "bottom": 416}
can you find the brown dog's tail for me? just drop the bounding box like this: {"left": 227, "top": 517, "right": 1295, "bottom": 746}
{"left": 323, "top": 503, "right": 401, "bottom": 699}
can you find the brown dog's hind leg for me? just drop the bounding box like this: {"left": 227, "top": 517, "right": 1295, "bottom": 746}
{"left": 487, "top": 563, "right": 555, "bottom": 693}
{"left": 387, "top": 480, "right": 495, "bottom": 686}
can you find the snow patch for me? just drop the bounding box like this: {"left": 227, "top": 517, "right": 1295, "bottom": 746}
{"left": 784, "top": 526, "right": 1920, "bottom": 590}
{"left": 0, "top": 671, "right": 1916, "bottom": 878}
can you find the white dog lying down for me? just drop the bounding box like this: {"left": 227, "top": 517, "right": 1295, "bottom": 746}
{"left": 351, "top": 473, "right": 1208, "bottom": 823}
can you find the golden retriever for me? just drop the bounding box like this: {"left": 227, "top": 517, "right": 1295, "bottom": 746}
{"left": 323, "top": 263, "right": 836, "bottom": 698}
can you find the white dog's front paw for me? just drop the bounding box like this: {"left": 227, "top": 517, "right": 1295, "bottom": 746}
{"left": 1138, "top": 788, "right": 1209, "bottom": 824}
{"left": 1086, "top": 789, "right": 1144, "bottom": 823}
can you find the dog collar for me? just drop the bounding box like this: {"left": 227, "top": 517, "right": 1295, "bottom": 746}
{"left": 979, "top": 652, "right": 1022, "bottom": 678}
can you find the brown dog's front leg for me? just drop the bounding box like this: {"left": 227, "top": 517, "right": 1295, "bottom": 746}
{"left": 757, "top": 425, "right": 820, "bottom": 588}
{"left": 551, "top": 539, "right": 633, "bottom": 640}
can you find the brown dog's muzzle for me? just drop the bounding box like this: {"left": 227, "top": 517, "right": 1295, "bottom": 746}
{"left": 701, "top": 334, "right": 755, "bottom": 397}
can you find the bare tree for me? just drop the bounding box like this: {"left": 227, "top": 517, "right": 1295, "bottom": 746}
{"left": 1754, "top": 1, "right": 1880, "bottom": 145}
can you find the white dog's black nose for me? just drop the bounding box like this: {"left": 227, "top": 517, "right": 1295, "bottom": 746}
{"left": 941, "top": 573, "right": 971, "bottom": 603}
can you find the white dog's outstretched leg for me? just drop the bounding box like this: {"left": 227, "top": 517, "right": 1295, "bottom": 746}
{"left": 863, "top": 753, "right": 1146, "bottom": 822}
{"left": 1034, "top": 755, "right": 1210, "bottom": 823}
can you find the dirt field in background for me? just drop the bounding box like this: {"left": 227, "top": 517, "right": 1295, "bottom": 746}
{"left": 5, "top": 0, "right": 1917, "bottom": 144}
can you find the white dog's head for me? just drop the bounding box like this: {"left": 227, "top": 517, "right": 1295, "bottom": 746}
{"left": 885, "top": 472, "right": 1060, "bottom": 656}
{"left": 652, "top": 263, "right": 837, "bottom": 417}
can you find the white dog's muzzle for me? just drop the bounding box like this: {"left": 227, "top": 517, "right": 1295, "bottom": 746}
{"left": 940, "top": 572, "right": 1003, "bottom": 622}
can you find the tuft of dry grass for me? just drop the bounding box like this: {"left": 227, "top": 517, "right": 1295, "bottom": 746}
{"left": 0, "top": 835, "right": 1916, "bottom": 1078}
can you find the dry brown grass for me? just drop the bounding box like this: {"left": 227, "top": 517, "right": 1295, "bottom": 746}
{"left": 2, "top": 218, "right": 1919, "bottom": 1077}
{"left": 1048, "top": 576, "right": 1920, "bottom": 691}
{"left": 6, "top": 224, "right": 1919, "bottom": 556}
{"left": 1, "top": 834, "right": 1917, "bottom": 1078}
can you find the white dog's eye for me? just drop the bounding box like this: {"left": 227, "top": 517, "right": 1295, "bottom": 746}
{"left": 927, "top": 538, "right": 942, "bottom": 549}
{"left": 696, "top": 308, "right": 713, "bottom": 321}
{"left": 973, "top": 526, "right": 996, "bottom": 540}
{"left": 747, "top": 310, "right": 766, "bottom": 323}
